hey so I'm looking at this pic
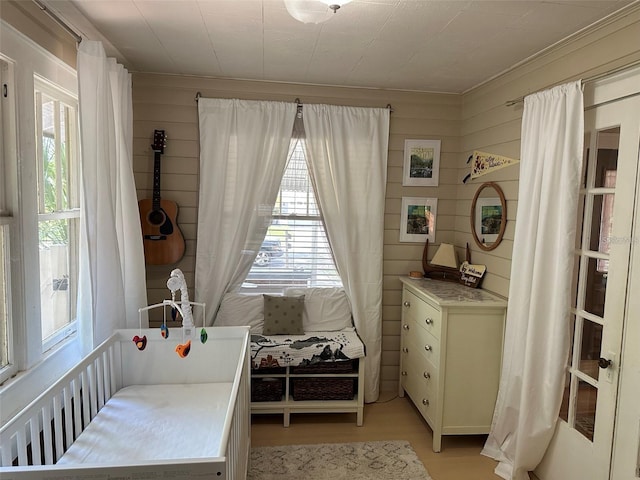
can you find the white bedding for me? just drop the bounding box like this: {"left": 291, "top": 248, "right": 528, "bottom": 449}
{"left": 58, "top": 383, "right": 233, "bottom": 465}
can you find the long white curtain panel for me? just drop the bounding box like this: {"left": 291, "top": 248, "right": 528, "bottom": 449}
{"left": 77, "top": 41, "right": 148, "bottom": 350}
{"left": 195, "top": 98, "right": 297, "bottom": 324}
{"left": 482, "top": 81, "right": 584, "bottom": 479}
{"left": 302, "top": 104, "right": 390, "bottom": 403}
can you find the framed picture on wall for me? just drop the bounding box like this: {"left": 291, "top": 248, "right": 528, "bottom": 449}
{"left": 402, "top": 139, "right": 441, "bottom": 186}
{"left": 399, "top": 197, "right": 437, "bottom": 243}
{"left": 474, "top": 197, "right": 503, "bottom": 245}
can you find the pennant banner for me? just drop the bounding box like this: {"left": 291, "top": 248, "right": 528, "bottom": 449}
{"left": 471, "top": 151, "right": 519, "bottom": 179}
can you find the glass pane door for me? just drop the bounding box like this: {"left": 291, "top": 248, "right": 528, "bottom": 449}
{"left": 560, "top": 126, "right": 619, "bottom": 441}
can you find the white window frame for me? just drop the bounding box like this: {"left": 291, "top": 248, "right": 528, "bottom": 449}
{"left": 0, "top": 24, "right": 82, "bottom": 420}
{"left": 0, "top": 56, "right": 18, "bottom": 384}
{"left": 34, "top": 76, "right": 80, "bottom": 352}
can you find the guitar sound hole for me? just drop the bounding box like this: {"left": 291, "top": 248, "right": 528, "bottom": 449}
{"left": 148, "top": 210, "right": 166, "bottom": 226}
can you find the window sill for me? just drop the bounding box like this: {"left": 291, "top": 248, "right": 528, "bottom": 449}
{"left": 0, "top": 334, "right": 82, "bottom": 426}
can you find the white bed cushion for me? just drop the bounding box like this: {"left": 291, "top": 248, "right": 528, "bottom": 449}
{"left": 284, "top": 287, "right": 353, "bottom": 331}
{"left": 215, "top": 293, "right": 264, "bottom": 333}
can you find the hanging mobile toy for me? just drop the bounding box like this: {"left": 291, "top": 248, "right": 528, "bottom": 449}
{"left": 199, "top": 309, "right": 208, "bottom": 344}
{"left": 132, "top": 335, "right": 147, "bottom": 351}
{"left": 160, "top": 324, "right": 169, "bottom": 339}
{"left": 160, "top": 303, "right": 169, "bottom": 339}
{"left": 175, "top": 340, "right": 191, "bottom": 358}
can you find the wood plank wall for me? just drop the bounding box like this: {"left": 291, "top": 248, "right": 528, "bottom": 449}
{"left": 457, "top": 5, "right": 640, "bottom": 299}
{"left": 131, "top": 74, "right": 461, "bottom": 392}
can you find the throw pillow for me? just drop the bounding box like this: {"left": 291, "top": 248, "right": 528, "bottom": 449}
{"left": 283, "top": 287, "right": 353, "bottom": 331}
{"left": 262, "top": 295, "right": 305, "bottom": 335}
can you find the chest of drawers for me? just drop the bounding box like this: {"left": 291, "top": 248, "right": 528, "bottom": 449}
{"left": 399, "top": 277, "right": 507, "bottom": 452}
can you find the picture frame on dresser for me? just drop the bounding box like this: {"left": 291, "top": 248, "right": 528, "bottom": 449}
{"left": 402, "top": 139, "right": 441, "bottom": 186}
{"left": 400, "top": 197, "right": 437, "bottom": 243}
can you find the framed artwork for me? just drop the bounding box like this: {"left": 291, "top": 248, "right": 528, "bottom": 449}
{"left": 474, "top": 197, "right": 503, "bottom": 245}
{"left": 399, "top": 197, "right": 437, "bottom": 243}
{"left": 402, "top": 139, "right": 441, "bottom": 186}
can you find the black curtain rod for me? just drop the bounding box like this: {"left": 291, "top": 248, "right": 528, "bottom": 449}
{"left": 195, "top": 92, "right": 393, "bottom": 112}
{"left": 33, "top": 0, "right": 82, "bottom": 44}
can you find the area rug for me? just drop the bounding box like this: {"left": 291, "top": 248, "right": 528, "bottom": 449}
{"left": 247, "top": 440, "right": 432, "bottom": 480}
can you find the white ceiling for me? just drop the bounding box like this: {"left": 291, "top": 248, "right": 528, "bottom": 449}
{"left": 45, "top": 0, "right": 635, "bottom": 93}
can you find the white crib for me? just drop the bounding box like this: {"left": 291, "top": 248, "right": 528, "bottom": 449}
{"left": 0, "top": 326, "right": 251, "bottom": 480}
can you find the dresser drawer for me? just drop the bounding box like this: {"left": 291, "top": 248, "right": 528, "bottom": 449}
{"left": 401, "top": 362, "right": 437, "bottom": 428}
{"left": 402, "top": 289, "right": 442, "bottom": 339}
{"left": 405, "top": 319, "right": 440, "bottom": 367}
{"left": 400, "top": 341, "right": 438, "bottom": 396}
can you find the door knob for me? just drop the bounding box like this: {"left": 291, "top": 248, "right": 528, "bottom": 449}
{"left": 403, "top": 301, "right": 411, "bottom": 307}
{"left": 598, "top": 357, "right": 612, "bottom": 369}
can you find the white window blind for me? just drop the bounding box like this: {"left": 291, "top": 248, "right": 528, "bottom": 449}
{"left": 241, "top": 140, "right": 342, "bottom": 293}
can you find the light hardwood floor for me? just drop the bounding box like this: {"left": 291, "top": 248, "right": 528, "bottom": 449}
{"left": 251, "top": 392, "right": 503, "bottom": 480}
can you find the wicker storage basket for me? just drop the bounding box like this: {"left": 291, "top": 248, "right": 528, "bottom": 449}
{"left": 251, "top": 377, "right": 284, "bottom": 402}
{"left": 291, "top": 377, "right": 354, "bottom": 401}
{"left": 251, "top": 366, "right": 286, "bottom": 375}
{"left": 291, "top": 359, "right": 357, "bottom": 375}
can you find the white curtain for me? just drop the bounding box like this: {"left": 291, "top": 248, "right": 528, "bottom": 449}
{"left": 482, "top": 81, "right": 584, "bottom": 480}
{"left": 77, "top": 40, "right": 148, "bottom": 349}
{"left": 195, "top": 98, "right": 297, "bottom": 324}
{"left": 302, "top": 104, "right": 390, "bottom": 403}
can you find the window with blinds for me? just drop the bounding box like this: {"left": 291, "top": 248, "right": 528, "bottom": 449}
{"left": 240, "top": 140, "right": 342, "bottom": 293}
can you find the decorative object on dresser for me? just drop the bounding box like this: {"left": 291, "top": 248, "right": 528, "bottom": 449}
{"left": 459, "top": 261, "right": 486, "bottom": 288}
{"left": 398, "top": 276, "right": 507, "bottom": 452}
{"left": 138, "top": 129, "right": 186, "bottom": 265}
{"left": 422, "top": 240, "right": 470, "bottom": 282}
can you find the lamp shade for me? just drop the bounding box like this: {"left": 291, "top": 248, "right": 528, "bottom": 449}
{"left": 430, "top": 243, "right": 458, "bottom": 269}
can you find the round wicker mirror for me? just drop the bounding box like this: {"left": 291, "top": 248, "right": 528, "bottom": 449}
{"left": 470, "top": 182, "right": 507, "bottom": 251}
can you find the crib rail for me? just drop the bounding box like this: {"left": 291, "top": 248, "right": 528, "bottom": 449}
{"left": 1, "top": 327, "right": 250, "bottom": 480}
{"left": 0, "top": 336, "right": 120, "bottom": 467}
{"left": 225, "top": 333, "right": 251, "bottom": 480}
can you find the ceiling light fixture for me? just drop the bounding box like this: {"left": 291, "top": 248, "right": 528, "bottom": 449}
{"left": 318, "top": 0, "right": 352, "bottom": 13}
{"left": 284, "top": 0, "right": 351, "bottom": 24}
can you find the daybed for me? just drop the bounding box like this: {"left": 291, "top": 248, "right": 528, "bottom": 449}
{"left": 216, "top": 287, "right": 366, "bottom": 426}
{"left": 0, "top": 326, "right": 250, "bottom": 480}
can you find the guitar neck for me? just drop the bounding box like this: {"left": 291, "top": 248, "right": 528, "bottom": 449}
{"left": 152, "top": 151, "right": 162, "bottom": 211}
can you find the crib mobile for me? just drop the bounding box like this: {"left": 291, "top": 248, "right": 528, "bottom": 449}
{"left": 135, "top": 268, "right": 207, "bottom": 358}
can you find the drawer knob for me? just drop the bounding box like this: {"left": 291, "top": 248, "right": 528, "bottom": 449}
{"left": 402, "top": 347, "right": 409, "bottom": 353}
{"left": 423, "top": 371, "right": 431, "bottom": 379}
{"left": 424, "top": 345, "right": 432, "bottom": 352}
{"left": 422, "top": 398, "right": 430, "bottom": 406}
{"left": 403, "top": 301, "right": 411, "bottom": 307}
{"left": 403, "top": 324, "right": 410, "bottom": 330}
{"left": 425, "top": 318, "right": 434, "bottom": 325}
{"left": 401, "top": 371, "right": 408, "bottom": 376}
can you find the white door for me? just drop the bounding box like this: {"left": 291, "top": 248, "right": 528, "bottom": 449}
{"left": 536, "top": 89, "right": 640, "bottom": 480}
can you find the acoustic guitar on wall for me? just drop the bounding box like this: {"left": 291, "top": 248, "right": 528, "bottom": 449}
{"left": 138, "top": 130, "right": 185, "bottom": 265}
